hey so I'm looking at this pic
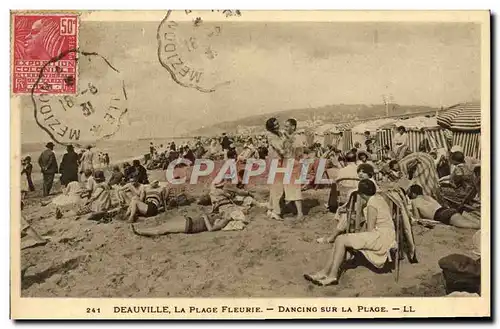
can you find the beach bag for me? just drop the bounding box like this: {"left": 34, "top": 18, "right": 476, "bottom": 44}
{"left": 438, "top": 254, "right": 481, "bottom": 295}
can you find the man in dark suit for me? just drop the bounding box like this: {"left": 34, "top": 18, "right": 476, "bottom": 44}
{"left": 38, "top": 142, "right": 59, "bottom": 196}
{"left": 220, "top": 133, "right": 232, "bottom": 151}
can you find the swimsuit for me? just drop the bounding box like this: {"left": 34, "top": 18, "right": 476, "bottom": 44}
{"left": 144, "top": 188, "right": 162, "bottom": 217}
{"left": 434, "top": 207, "right": 458, "bottom": 225}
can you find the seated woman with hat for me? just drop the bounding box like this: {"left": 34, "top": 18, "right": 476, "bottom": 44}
{"left": 56, "top": 171, "right": 112, "bottom": 219}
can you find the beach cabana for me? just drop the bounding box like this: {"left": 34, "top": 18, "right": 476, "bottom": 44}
{"left": 304, "top": 129, "right": 315, "bottom": 147}
{"left": 437, "top": 102, "right": 481, "bottom": 159}
{"left": 351, "top": 118, "right": 398, "bottom": 135}
{"left": 378, "top": 116, "right": 450, "bottom": 153}
{"left": 314, "top": 124, "right": 337, "bottom": 147}
{"left": 335, "top": 122, "right": 354, "bottom": 152}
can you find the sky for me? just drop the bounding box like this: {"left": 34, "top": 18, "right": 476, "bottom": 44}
{"left": 20, "top": 20, "right": 481, "bottom": 142}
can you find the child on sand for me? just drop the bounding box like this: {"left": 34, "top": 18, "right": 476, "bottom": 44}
{"left": 407, "top": 184, "right": 480, "bottom": 229}
{"left": 21, "top": 156, "right": 35, "bottom": 192}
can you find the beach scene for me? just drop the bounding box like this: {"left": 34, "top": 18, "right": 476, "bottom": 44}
{"left": 15, "top": 11, "right": 484, "bottom": 301}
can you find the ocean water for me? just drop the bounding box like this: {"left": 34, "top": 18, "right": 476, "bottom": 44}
{"left": 20, "top": 137, "right": 192, "bottom": 174}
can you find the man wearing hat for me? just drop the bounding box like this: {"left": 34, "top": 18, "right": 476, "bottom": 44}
{"left": 38, "top": 142, "right": 59, "bottom": 196}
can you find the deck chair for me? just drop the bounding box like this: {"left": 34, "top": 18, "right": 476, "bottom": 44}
{"left": 442, "top": 165, "right": 481, "bottom": 213}
{"left": 327, "top": 178, "right": 360, "bottom": 213}
{"left": 388, "top": 201, "right": 404, "bottom": 282}
{"left": 341, "top": 189, "right": 412, "bottom": 283}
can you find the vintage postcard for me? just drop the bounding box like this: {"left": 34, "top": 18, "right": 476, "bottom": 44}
{"left": 10, "top": 10, "right": 490, "bottom": 319}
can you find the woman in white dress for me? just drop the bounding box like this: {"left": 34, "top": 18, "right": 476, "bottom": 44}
{"left": 304, "top": 179, "right": 396, "bottom": 286}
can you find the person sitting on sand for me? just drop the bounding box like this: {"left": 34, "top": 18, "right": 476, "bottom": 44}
{"left": 51, "top": 181, "right": 86, "bottom": 208}
{"left": 382, "top": 145, "right": 396, "bottom": 161}
{"left": 123, "top": 162, "right": 135, "bottom": 182}
{"left": 108, "top": 165, "right": 124, "bottom": 187}
{"left": 75, "top": 170, "right": 112, "bottom": 216}
{"left": 117, "top": 174, "right": 143, "bottom": 205}
{"left": 407, "top": 184, "right": 480, "bottom": 229}
{"left": 386, "top": 160, "right": 403, "bottom": 182}
{"left": 357, "top": 163, "right": 379, "bottom": 189}
{"left": 305, "top": 179, "right": 397, "bottom": 286}
{"left": 165, "top": 178, "right": 189, "bottom": 209}
{"left": 125, "top": 180, "right": 167, "bottom": 223}
{"left": 132, "top": 159, "right": 149, "bottom": 184}
{"left": 54, "top": 171, "right": 112, "bottom": 219}
{"left": 448, "top": 151, "right": 477, "bottom": 191}
{"left": 81, "top": 169, "right": 96, "bottom": 198}
{"left": 131, "top": 177, "right": 264, "bottom": 237}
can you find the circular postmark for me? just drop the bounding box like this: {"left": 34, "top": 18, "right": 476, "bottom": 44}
{"left": 31, "top": 49, "right": 128, "bottom": 147}
{"left": 157, "top": 10, "right": 233, "bottom": 93}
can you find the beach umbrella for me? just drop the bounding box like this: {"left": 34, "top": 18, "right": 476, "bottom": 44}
{"left": 437, "top": 102, "right": 481, "bottom": 132}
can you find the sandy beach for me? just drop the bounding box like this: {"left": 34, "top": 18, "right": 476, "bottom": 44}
{"left": 20, "top": 169, "right": 478, "bottom": 298}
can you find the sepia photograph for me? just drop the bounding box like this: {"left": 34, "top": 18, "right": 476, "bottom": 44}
{"left": 10, "top": 9, "right": 490, "bottom": 319}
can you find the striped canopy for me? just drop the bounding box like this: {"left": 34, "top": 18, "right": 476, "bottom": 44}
{"left": 336, "top": 122, "right": 354, "bottom": 132}
{"left": 437, "top": 102, "right": 481, "bottom": 132}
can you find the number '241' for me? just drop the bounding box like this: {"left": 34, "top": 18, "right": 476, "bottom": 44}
{"left": 86, "top": 308, "right": 100, "bottom": 313}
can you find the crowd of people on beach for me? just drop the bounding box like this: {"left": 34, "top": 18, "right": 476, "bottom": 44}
{"left": 20, "top": 116, "right": 482, "bottom": 288}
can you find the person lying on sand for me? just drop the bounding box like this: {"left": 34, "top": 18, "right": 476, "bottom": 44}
{"left": 132, "top": 177, "right": 266, "bottom": 236}
{"left": 209, "top": 176, "right": 266, "bottom": 214}
{"left": 125, "top": 180, "right": 166, "bottom": 223}
{"left": 305, "top": 180, "right": 398, "bottom": 286}
{"left": 407, "top": 184, "right": 480, "bottom": 229}
{"left": 131, "top": 211, "right": 242, "bottom": 236}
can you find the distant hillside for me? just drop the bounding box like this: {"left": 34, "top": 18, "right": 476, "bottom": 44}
{"left": 186, "top": 103, "right": 439, "bottom": 136}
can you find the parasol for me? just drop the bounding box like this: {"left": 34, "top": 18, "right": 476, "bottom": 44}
{"left": 437, "top": 102, "right": 481, "bottom": 132}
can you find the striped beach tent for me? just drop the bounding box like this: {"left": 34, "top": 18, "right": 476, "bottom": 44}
{"left": 437, "top": 102, "right": 482, "bottom": 159}
{"left": 452, "top": 131, "right": 481, "bottom": 159}
{"left": 376, "top": 128, "right": 394, "bottom": 159}
{"left": 334, "top": 122, "right": 354, "bottom": 152}
{"left": 342, "top": 130, "right": 353, "bottom": 152}
{"left": 377, "top": 128, "right": 393, "bottom": 148}
{"left": 406, "top": 127, "right": 449, "bottom": 152}
{"left": 305, "top": 132, "right": 315, "bottom": 147}
{"left": 399, "top": 152, "right": 443, "bottom": 203}
{"left": 331, "top": 133, "right": 343, "bottom": 149}
{"left": 437, "top": 102, "right": 481, "bottom": 132}
{"left": 323, "top": 133, "right": 333, "bottom": 147}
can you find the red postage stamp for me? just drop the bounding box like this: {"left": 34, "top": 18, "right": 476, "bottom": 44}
{"left": 12, "top": 14, "right": 78, "bottom": 94}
